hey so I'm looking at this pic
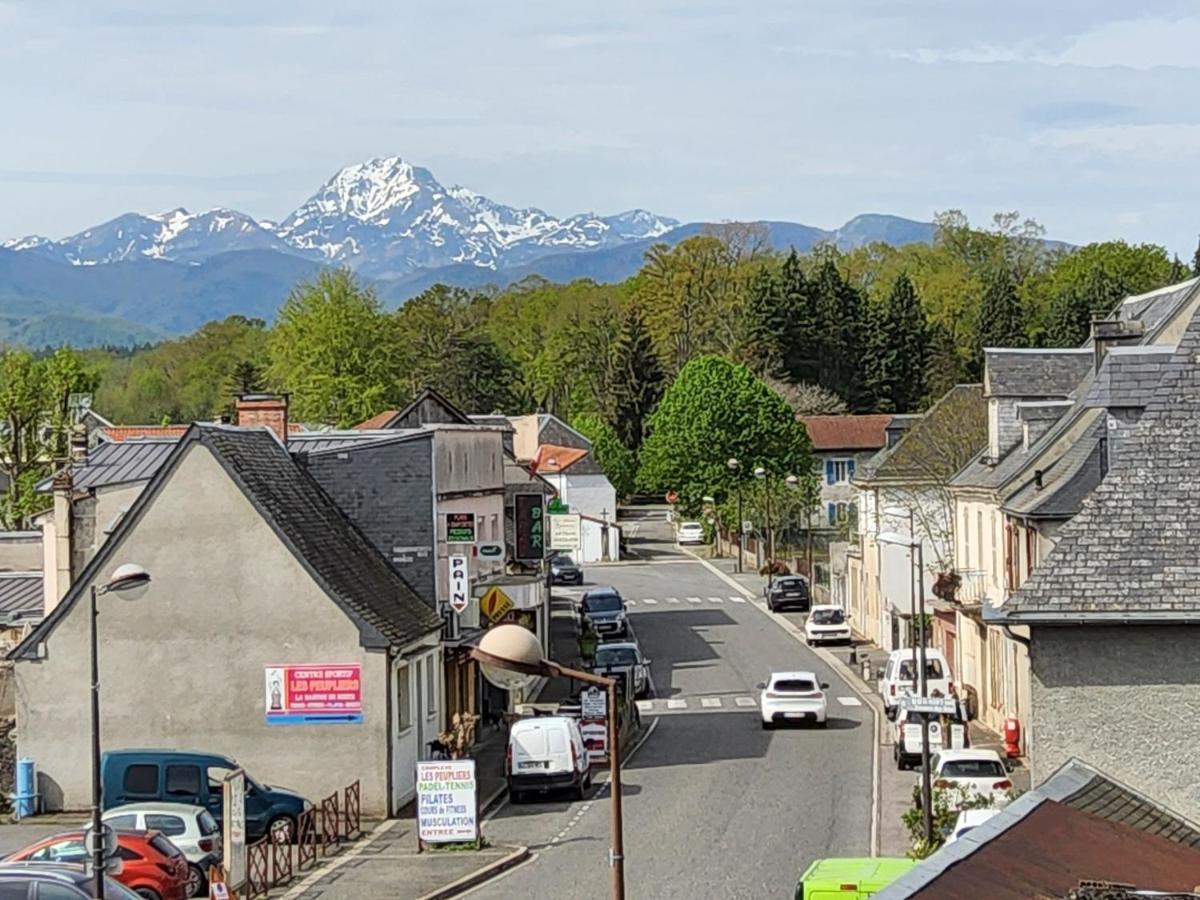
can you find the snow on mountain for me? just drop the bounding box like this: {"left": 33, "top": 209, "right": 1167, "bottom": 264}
{"left": 4, "top": 156, "right": 680, "bottom": 276}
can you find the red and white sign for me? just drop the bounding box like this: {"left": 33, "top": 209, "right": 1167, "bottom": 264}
{"left": 580, "top": 687, "right": 608, "bottom": 765}
{"left": 265, "top": 664, "right": 363, "bottom": 725}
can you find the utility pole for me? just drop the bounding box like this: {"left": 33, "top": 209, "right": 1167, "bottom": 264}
{"left": 915, "top": 537, "right": 932, "bottom": 845}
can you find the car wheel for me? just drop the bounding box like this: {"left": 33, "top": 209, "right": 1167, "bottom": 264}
{"left": 584, "top": 768, "right": 593, "bottom": 790}
{"left": 187, "top": 863, "right": 207, "bottom": 898}
{"left": 816, "top": 719, "right": 828, "bottom": 729}
{"left": 269, "top": 814, "right": 296, "bottom": 844}
{"left": 761, "top": 720, "right": 774, "bottom": 731}
{"left": 509, "top": 788, "right": 524, "bottom": 804}
{"left": 573, "top": 780, "right": 586, "bottom": 801}
{"left": 135, "top": 890, "right": 162, "bottom": 900}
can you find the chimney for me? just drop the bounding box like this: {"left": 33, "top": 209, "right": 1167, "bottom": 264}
{"left": 1092, "top": 319, "right": 1144, "bottom": 371}
{"left": 236, "top": 393, "right": 290, "bottom": 441}
{"left": 69, "top": 424, "right": 88, "bottom": 463}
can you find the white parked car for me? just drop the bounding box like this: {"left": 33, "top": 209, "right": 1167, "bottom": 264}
{"left": 103, "top": 801, "right": 222, "bottom": 897}
{"left": 804, "top": 605, "right": 852, "bottom": 645}
{"left": 758, "top": 671, "right": 828, "bottom": 729}
{"left": 931, "top": 750, "right": 1014, "bottom": 807}
{"left": 945, "top": 807, "right": 1001, "bottom": 844}
{"left": 507, "top": 715, "right": 592, "bottom": 803}
{"left": 676, "top": 522, "right": 706, "bottom": 545}
{"left": 878, "top": 648, "right": 954, "bottom": 719}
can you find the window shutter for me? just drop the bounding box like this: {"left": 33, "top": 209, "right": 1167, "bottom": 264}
{"left": 825, "top": 460, "right": 835, "bottom": 484}
{"left": 847, "top": 459, "right": 856, "bottom": 478}
{"left": 827, "top": 503, "right": 836, "bottom": 526}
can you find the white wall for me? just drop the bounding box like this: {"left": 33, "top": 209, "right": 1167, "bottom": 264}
{"left": 562, "top": 473, "right": 616, "bottom": 521}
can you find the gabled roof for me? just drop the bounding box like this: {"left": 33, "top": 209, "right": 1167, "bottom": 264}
{"left": 533, "top": 445, "right": 589, "bottom": 474}
{"left": 13, "top": 424, "right": 441, "bottom": 659}
{"left": 857, "top": 385, "right": 985, "bottom": 484}
{"left": 799, "top": 414, "right": 893, "bottom": 451}
{"left": 1002, "top": 418, "right": 1104, "bottom": 520}
{"left": 37, "top": 439, "right": 178, "bottom": 493}
{"left": 0, "top": 572, "right": 43, "bottom": 624}
{"left": 353, "top": 410, "right": 400, "bottom": 431}
{"left": 877, "top": 757, "right": 1200, "bottom": 899}
{"left": 1001, "top": 300, "right": 1200, "bottom": 621}
{"left": 100, "top": 425, "right": 190, "bottom": 441}
{"left": 1084, "top": 345, "right": 1174, "bottom": 409}
{"left": 983, "top": 348, "right": 1092, "bottom": 399}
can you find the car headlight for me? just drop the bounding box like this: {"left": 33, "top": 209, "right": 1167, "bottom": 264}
{"left": 303, "top": 799, "right": 313, "bottom": 811}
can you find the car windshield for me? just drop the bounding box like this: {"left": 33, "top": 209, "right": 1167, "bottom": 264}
{"left": 681, "top": 522, "right": 701, "bottom": 530}
{"left": 554, "top": 555, "right": 576, "bottom": 567}
{"left": 771, "top": 678, "right": 816, "bottom": 693}
{"left": 776, "top": 579, "right": 806, "bottom": 592}
{"left": 898, "top": 659, "right": 944, "bottom": 680}
{"left": 198, "top": 810, "right": 219, "bottom": 835}
{"left": 941, "top": 759, "right": 1006, "bottom": 779}
{"left": 595, "top": 647, "right": 638, "bottom": 666}
{"left": 585, "top": 594, "right": 622, "bottom": 613}
{"left": 811, "top": 609, "right": 845, "bottom": 625}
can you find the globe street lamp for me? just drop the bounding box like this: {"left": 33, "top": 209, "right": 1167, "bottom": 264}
{"left": 727, "top": 458, "right": 743, "bottom": 573}
{"left": 473, "top": 625, "right": 627, "bottom": 899}
{"left": 91, "top": 563, "right": 152, "bottom": 898}
{"left": 754, "top": 466, "right": 775, "bottom": 587}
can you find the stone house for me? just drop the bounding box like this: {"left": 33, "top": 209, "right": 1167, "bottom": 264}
{"left": 799, "top": 414, "right": 893, "bottom": 529}
{"left": 11, "top": 424, "right": 442, "bottom": 817}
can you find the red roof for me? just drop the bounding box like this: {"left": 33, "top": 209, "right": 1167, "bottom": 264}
{"left": 354, "top": 410, "right": 400, "bottom": 431}
{"left": 100, "top": 425, "right": 189, "bottom": 442}
{"left": 799, "top": 414, "right": 893, "bottom": 451}
{"left": 533, "top": 444, "right": 588, "bottom": 474}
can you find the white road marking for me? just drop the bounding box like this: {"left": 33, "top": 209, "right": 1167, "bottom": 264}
{"left": 708, "top": 596, "right": 724, "bottom": 603}
{"left": 837, "top": 696, "right": 863, "bottom": 707}
{"left": 734, "top": 697, "right": 757, "bottom": 707}
{"left": 700, "top": 697, "right": 722, "bottom": 708}
{"left": 636, "top": 700, "right": 653, "bottom": 713}
{"left": 667, "top": 698, "right": 687, "bottom": 709}
{"left": 667, "top": 597, "right": 680, "bottom": 603}
{"left": 730, "top": 595, "right": 746, "bottom": 603}
{"left": 687, "top": 596, "right": 702, "bottom": 603}
{"left": 627, "top": 599, "right": 637, "bottom": 606}
{"left": 641, "top": 598, "right": 658, "bottom": 605}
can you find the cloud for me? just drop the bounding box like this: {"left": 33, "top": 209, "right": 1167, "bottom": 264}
{"left": 1034, "top": 123, "right": 1200, "bottom": 162}
{"left": 1023, "top": 100, "right": 1136, "bottom": 127}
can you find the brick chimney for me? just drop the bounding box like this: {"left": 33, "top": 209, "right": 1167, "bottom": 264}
{"left": 236, "top": 393, "right": 290, "bottom": 441}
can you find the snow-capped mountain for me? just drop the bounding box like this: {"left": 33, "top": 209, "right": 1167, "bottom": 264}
{"left": 5, "top": 156, "right": 679, "bottom": 277}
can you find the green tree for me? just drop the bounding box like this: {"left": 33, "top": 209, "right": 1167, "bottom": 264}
{"left": 777, "top": 249, "right": 819, "bottom": 384}
{"left": 976, "top": 267, "right": 1027, "bottom": 360}
{"left": 267, "top": 269, "right": 402, "bottom": 426}
{"left": 924, "top": 322, "right": 967, "bottom": 404}
{"left": 1045, "top": 264, "right": 1128, "bottom": 347}
{"left": 742, "top": 264, "right": 787, "bottom": 377}
{"left": 571, "top": 413, "right": 637, "bottom": 499}
{"left": 637, "top": 356, "right": 816, "bottom": 514}
{"left": 810, "top": 256, "right": 870, "bottom": 410}
{"left": 1193, "top": 234, "right": 1200, "bottom": 278}
{"left": 607, "top": 305, "right": 664, "bottom": 451}
{"left": 878, "top": 274, "right": 929, "bottom": 412}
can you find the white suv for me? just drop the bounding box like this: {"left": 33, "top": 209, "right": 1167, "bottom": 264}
{"left": 878, "top": 648, "right": 953, "bottom": 719}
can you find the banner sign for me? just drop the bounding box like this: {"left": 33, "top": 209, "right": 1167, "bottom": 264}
{"left": 547, "top": 513, "right": 582, "bottom": 552}
{"left": 265, "top": 664, "right": 363, "bottom": 724}
{"left": 222, "top": 769, "right": 246, "bottom": 889}
{"left": 580, "top": 686, "right": 608, "bottom": 765}
{"left": 416, "top": 760, "right": 478, "bottom": 844}
{"left": 514, "top": 494, "right": 545, "bottom": 561}
{"left": 446, "top": 512, "right": 476, "bottom": 544}
{"left": 449, "top": 555, "right": 470, "bottom": 614}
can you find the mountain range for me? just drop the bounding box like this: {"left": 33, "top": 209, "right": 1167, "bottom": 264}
{"left": 0, "top": 156, "right": 937, "bottom": 346}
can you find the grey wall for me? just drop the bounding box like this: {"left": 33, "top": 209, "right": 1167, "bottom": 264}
{"left": 1030, "top": 625, "right": 1200, "bottom": 820}
{"left": 301, "top": 437, "right": 436, "bottom": 607}
{"left": 0, "top": 533, "right": 41, "bottom": 572}
{"left": 16, "top": 443, "right": 393, "bottom": 816}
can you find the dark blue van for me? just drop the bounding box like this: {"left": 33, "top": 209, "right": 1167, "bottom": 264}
{"left": 101, "top": 750, "right": 311, "bottom": 843}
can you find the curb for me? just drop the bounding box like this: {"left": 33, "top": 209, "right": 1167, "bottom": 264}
{"left": 478, "top": 783, "right": 508, "bottom": 817}
{"left": 416, "top": 844, "right": 531, "bottom": 900}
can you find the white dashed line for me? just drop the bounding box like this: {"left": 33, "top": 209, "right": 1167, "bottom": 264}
{"left": 837, "top": 696, "right": 863, "bottom": 707}
{"left": 730, "top": 596, "right": 746, "bottom": 603}
{"left": 667, "top": 698, "right": 687, "bottom": 709}
{"left": 700, "top": 697, "right": 722, "bottom": 708}
{"left": 688, "top": 597, "right": 702, "bottom": 603}
{"left": 667, "top": 597, "right": 680, "bottom": 604}
{"left": 708, "top": 596, "right": 724, "bottom": 603}
{"left": 636, "top": 700, "right": 653, "bottom": 713}
{"left": 627, "top": 599, "right": 637, "bottom": 606}
{"left": 734, "top": 697, "right": 757, "bottom": 707}
{"left": 641, "top": 598, "right": 658, "bottom": 605}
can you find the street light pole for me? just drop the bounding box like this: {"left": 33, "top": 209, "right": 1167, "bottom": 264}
{"left": 915, "top": 539, "right": 932, "bottom": 845}
{"left": 728, "top": 458, "right": 742, "bottom": 574}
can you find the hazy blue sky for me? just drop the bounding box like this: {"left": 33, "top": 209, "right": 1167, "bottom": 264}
{"left": 4, "top": 1, "right": 1200, "bottom": 252}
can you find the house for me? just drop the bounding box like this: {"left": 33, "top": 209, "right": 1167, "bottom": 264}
{"left": 799, "top": 414, "right": 893, "bottom": 529}
{"left": 876, "top": 758, "right": 1200, "bottom": 899}
{"left": 848, "top": 386, "right": 986, "bottom": 652}
{"left": 11, "top": 424, "right": 443, "bottom": 817}
{"left": 990, "top": 294, "right": 1200, "bottom": 819}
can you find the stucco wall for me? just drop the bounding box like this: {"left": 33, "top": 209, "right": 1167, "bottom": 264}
{"left": 562, "top": 473, "right": 616, "bottom": 521}
{"left": 0, "top": 533, "right": 40, "bottom": 572}
{"left": 16, "top": 443, "right": 395, "bottom": 816}
{"left": 1030, "top": 626, "right": 1200, "bottom": 820}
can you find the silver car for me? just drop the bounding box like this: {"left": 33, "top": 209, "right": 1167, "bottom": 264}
{"left": 593, "top": 641, "right": 652, "bottom": 698}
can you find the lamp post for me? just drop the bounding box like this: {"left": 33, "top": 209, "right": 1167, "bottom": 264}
{"left": 754, "top": 467, "right": 774, "bottom": 587}
{"left": 91, "top": 563, "right": 152, "bottom": 898}
{"left": 727, "top": 458, "right": 743, "bottom": 573}
{"left": 472, "top": 626, "right": 626, "bottom": 899}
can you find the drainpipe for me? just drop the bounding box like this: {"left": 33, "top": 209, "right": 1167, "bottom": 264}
{"left": 1001, "top": 625, "right": 1030, "bottom": 648}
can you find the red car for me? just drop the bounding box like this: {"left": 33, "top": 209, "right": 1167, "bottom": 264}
{"left": 6, "top": 828, "right": 188, "bottom": 900}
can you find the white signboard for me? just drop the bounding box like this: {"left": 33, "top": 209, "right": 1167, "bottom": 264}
{"left": 416, "top": 760, "right": 478, "bottom": 843}
{"left": 548, "top": 514, "right": 582, "bottom": 552}
{"left": 449, "top": 555, "right": 470, "bottom": 614}
{"left": 580, "top": 686, "right": 607, "bottom": 719}
{"left": 741, "top": 520, "right": 753, "bottom": 535}
{"left": 581, "top": 720, "right": 608, "bottom": 764}
{"left": 905, "top": 696, "right": 960, "bottom": 716}
{"left": 223, "top": 770, "right": 246, "bottom": 889}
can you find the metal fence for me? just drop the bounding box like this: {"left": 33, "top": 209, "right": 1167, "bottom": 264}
{"left": 240, "top": 780, "right": 362, "bottom": 900}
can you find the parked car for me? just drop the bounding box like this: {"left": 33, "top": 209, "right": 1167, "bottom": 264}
{"left": 0, "top": 863, "right": 142, "bottom": 899}
{"left": 877, "top": 648, "right": 954, "bottom": 719}
{"left": 578, "top": 587, "right": 628, "bottom": 639}
{"left": 931, "top": 749, "right": 1013, "bottom": 806}
{"left": 101, "top": 750, "right": 312, "bottom": 844}
{"left": 766, "top": 576, "right": 811, "bottom": 613}
{"left": 794, "top": 857, "right": 915, "bottom": 899}
{"left": 592, "top": 640, "right": 651, "bottom": 698}
{"left": 506, "top": 715, "right": 592, "bottom": 803}
{"left": 549, "top": 553, "right": 583, "bottom": 585}
{"left": 893, "top": 696, "right": 969, "bottom": 771}
{"left": 944, "top": 807, "right": 1001, "bottom": 844}
{"left": 804, "top": 605, "right": 851, "bottom": 644}
{"left": 676, "top": 522, "right": 706, "bottom": 545}
{"left": 758, "top": 671, "right": 828, "bottom": 729}
{"left": 5, "top": 829, "right": 189, "bottom": 900}
{"left": 104, "top": 803, "right": 222, "bottom": 897}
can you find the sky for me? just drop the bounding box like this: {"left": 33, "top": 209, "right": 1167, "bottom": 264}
{"left": 3, "top": 0, "right": 1200, "bottom": 253}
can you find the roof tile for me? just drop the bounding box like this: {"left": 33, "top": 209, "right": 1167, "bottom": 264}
{"left": 799, "top": 414, "right": 893, "bottom": 451}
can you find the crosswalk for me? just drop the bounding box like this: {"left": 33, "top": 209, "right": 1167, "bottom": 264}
{"left": 555, "top": 589, "right": 750, "bottom": 608}
{"left": 635, "top": 694, "right": 860, "bottom": 714}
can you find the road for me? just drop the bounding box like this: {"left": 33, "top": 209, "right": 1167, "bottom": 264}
{"left": 473, "top": 510, "right": 873, "bottom": 899}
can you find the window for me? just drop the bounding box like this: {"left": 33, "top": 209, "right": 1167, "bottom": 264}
{"left": 990, "top": 513, "right": 998, "bottom": 585}
{"left": 827, "top": 503, "right": 836, "bottom": 526}
{"left": 30, "top": 839, "right": 87, "bottom": 863}
{"left": 117, "top": 846, "right": 144, "bottom": 861}
{"left": 123, "top": 764, "right": 158, "bottom": 796}
{"left": 771, "top": 678, "right": 817, "bottom": 693}
{"left": 165, "top": 764, "right": 202, "bottom": 798}
{"left": 939, "top": 759, "right": 1006, "bottom": 779}
{"left": 146, "top": 814, "right": 186, "bottom": 837}
{"left": 975, "top": 511, "right": 983, "bottom": 574}
{"left": 198, "top": 810, "right": 219, "bottom": 836}
{"left": 988, "top": 629, "right": 1003, "bottom": 709}
{"left": 962, "top": 509, "right": 970, "bottom": 568}
{"left": 826, "top": 458, "right": 855, "bottom": 485}
{"left": 207, "top": 765, "right": 236, "bottom": 795}
{"left": 106, "top": 814, "right": 138, "bottom": 830}
{"left": 397, "top": 665, "right": 412, "bottom": 732}
{"left": 425, "top": 655, "right": 436, "bottom": 718}
{"left": 36, "top": 885, "right": 89, "bottom": 900}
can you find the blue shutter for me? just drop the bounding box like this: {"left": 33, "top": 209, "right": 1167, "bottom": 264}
{"left": 827, "top": 503, "right": 836, "bottom": 526}
{"left": 825, "top": 460, "right": 835, "bottom": 485}
{"left": 847, "top": 459, "right": 856, "bottom": 479}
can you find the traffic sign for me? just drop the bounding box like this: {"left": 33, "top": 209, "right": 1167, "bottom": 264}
{"left": 83, "top": 823, "right": 122, "bottom": 876}
{"left": 449, "top": 556, "right": 470, "bottom": 614}
{"left": 479, "top": 586, "right": 515, "bottom": 622}
{"left": 741, "top": 520, "right": 752, "bottom": 535}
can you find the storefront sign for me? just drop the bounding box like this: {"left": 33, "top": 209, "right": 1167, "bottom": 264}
{"left": 449, "top": 555, "right": 470, "bottom": 614}
{"left": 446, "top": 512, "right": 476, "bottom": 544}
{"left": 416, "top": 760, "right": 478, "bottom": 844}
{"left": 514, "top": 494, "right": 545, "bottom": 561}
{"left": 479, "top": 586, "right": 515, "bottom": 622}
{"left": 264, "top": 664, "right": 363, "bottom": 724}
{"left": 547, "top": 513, "right": 582, "bottom": 552}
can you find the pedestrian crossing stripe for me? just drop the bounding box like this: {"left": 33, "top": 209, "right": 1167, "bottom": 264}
{"left": 836, "top": 696, "right": 862, "bottom": 707}
{"left": 638, "top": 696, "right": 859, "bottom": 713}
{"left": 708, "top": 596, "right": 723, "bottom": 603}
{"left": 641, "top": 598, "right": 658, "bottom": 604}
{"left": 667, "top": 598, "right": 680, "bottom": 603}
{"left": 730, "top": 596, "right": 746, "bottom": 603}
{"left": 687, "top": 597, "right": 702, "bottom": 603}
{"left": 666, "top": 698, "right": 687, "bottom": 709}
{"left": 700, "top": 697, "right": 722, "bottom": 708}
{"left": 734, "top": 697, "right": 756, "bottom": 707}
{"left": 627, "top": 599, "right": 637, "bottom": 606}
{"left": 636, "top": 700, "right": 653, "bottom": 713}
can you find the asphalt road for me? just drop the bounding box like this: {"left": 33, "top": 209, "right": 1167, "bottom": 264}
{"left": 472, "top": 513, "right": 872, "bottom": 900}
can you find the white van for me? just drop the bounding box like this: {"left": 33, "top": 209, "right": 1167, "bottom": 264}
{"left": 506, "top": 715, "right": 592, "bottom": 803}
{"left": 878, "top": 648, "right": 953, "bottom": 719}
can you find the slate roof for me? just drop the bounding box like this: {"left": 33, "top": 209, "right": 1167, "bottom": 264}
{"left": 877, "top": 757, "right": 1200, "bottom": 899}
{"left": 0, "top": 572, "right": 43, "bottom": 624}
{"left": 1084, "top": 345, "right": 1174, "bottom": 408}
{"left": 13, "top": 424, "right": 441, "bottom": 659}
{"left": 983, "top": 348, "right": 1092, "bottom": 398}
{"left": 1001, "top": 299, "right": 1200, "bottom": 620}
{"left": 856, "top": 385, "right": 985, "bottom": 484}
{"left": 799, "top": 414, "right": 893, "bottom": 451}
{"left": 36, "top": 439, "right": 178, "bottom": 493}
{"left": 1002, "top": 417, "right": 1104, "bottom": 520}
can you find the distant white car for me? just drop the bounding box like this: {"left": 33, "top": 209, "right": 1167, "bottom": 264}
{"left": 931, "top": 749, "right": 1014, "bottom": 807}
{"left": 103, "top": 801, "right": 222, "bottom": 897}
{"left": 804, "top": 605, "right": 852, "bottom": 645}
{"left": 945, "top": 807, "right": 1001, "bottom": 844}
{"left": 758, "top": 671, "right": 828, "bottom": 729}
{"left": 676, "top": 522, "right": 706, "bottom": 545}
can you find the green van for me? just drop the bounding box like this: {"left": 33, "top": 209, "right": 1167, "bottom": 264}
{"left": 795, "top": 858, "right": 915, "bottom": 899}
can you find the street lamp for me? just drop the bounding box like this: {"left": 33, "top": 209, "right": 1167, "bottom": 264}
{"left": 754, "top": 467, "right": 775, "bottom": 587}
{"left": 473, "top": 626, "right": 627, "bottom": 900}
{"left": 727, "top": 458, "right": 743, "bottom": 573}
{"left": 878, "top": 528, "right": 932, "bottom": 845}
{"left": 91, "top": 563, "right": 152, "bottom": 898}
